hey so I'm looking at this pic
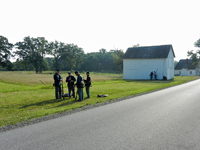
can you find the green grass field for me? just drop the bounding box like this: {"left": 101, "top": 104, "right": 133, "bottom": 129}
{"left": 0, "top": 71, "right": 199, "bottom": 127}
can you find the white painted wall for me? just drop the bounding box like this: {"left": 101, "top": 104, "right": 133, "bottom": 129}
{"left": 123, "top": 58, "right": 166, "bottom": 80}
{"left": 174, "top": 70, "right": 181, "bottom": 75}
{"left": 174, "top": 69, "right": 197, "bottom": 76}
{"left": 195, "top": 68, "right": 199, "bottom": 75}
{"left": 166, "top": 48, "right": 174, "bottom": 79}
{"left": 123, "top": 48, "right": 175, "bottom": 80}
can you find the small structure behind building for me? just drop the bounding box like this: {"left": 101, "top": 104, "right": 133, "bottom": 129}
{"left": 174, "top": 59, "right": 199, "bottom": 76}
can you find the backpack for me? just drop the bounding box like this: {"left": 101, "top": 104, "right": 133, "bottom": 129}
{"left": 80, "top": 81, "right": 85, "bottom": 88}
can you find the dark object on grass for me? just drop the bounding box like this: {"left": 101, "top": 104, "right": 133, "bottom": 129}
{"left": 97, "top": 94, "right": 108, "bottom": 98}
{"left": 62, "top": 93, "right": 72, "bottom": 97}
{"left": 163, "top": 76, "right": 167, "bottom": 80}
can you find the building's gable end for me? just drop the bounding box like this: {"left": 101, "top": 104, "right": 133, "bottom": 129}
{"left": 167, "top": 48, "right": 174, "bottom": 58}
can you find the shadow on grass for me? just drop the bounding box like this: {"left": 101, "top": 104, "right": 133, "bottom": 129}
{"left": 20, "top": 98, "right": 69, "bottom": 109}
{"left": 53, "top": 97, "right": 90, "bottom": 108}
{"left": 53, "top": 100, "right": 77, "bottom": 108}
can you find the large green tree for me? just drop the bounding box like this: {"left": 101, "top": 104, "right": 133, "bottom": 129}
{"left": 37, "top": 37, "right": 48, "bottom": 73}
{"left": 61, "top": 44, "right": 84, "bottom": 71}
{"left": 48, "top": 41, "right": 65, "bottom": 70}
{"left": 83, "top": 54, "right": 98, "bottom": 71}
{"left": 15, "top": 36, "right": 48, "bottom": 73}
{"left": 13, "top": 59, "right": 34, "bottom": 71}
{"left": 187, "top": 38, "right": 200, "bottom": 69}
{"left": 81, "top": 50, "right": 119, "bottom": 72}
{"left": 194, "top": 39, "right": 200, "bottom": 48}
{"left": 111, "top": 49, "right": 124, "bottom": 73}
{"left": 12, "top": 37, "right": 125, "bottom": 72}
{"left": 47, "top": 42, "right": 85, "bottom": 71}
{"left": 0, "top": 35, "right": 13, "bottom": 70}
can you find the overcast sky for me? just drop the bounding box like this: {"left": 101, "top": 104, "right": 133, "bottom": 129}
{"left": 1, "top": 0, "right": 200, "bottom": 61}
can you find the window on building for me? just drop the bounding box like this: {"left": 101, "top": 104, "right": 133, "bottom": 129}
{"left": 179, "top": 71, "right": 181, "bottom": 74}
{"left": 190, "top": 71, "right": 192, "bottom": 74}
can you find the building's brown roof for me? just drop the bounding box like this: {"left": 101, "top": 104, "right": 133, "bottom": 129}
{"left": 123, "top": 45, "right": 175, "bottom": 59}
{"left": 175, "top": 59, "right": 196, "bottom": 70}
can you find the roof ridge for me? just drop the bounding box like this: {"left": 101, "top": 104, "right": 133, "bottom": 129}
{"left": 179, "top": 59, "right": 192, "bottom": 61}
{"left": 128, "top": 44, "right": 172, "bottom": 49}
{"left": 124, "top": 44, "right": 175, "bottom": 59}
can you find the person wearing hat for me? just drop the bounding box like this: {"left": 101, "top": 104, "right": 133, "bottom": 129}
{"left": 66, "top": 71, "right": 76, "bottom": 98}
{"left": 74, "top": 71, "right": 84, "bottom": 101}
{"left": 53, "top": 69, "right": 62, "bottom": 99}
{"left": 84, "top": 71, "right": 91, "bottom": 98}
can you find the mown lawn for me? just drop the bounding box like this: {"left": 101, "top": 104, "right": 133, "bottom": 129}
{"left": 0, "top": 71, "right": 199, "bottom": 127}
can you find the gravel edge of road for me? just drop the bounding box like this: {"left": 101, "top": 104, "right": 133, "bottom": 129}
{"left": 1, "top": 78, "right": 199, "bottom": 133}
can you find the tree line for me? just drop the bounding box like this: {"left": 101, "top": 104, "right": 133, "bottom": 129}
{"left": 0, "top": 35, "right": 124, "bottom": 73}
{"left": 187, "top": 38, "right": 200, "bottom": 68}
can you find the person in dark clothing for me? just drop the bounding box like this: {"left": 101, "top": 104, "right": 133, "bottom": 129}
{"left": 84, "top": 71, "right": 91, "bottom": 98}
{"left": 154, "top": 71, "right": 157, "bottom": 80}
{"left": 53, "top": 69, "right": 62, "bottom": 99}
{"left": 74, "top": 71, "right": 84, "bottom": 101}
{"left": 163, "top": 76, "right": 167, "bottom": 80}
{"left": 66, "top": 71, "right": 76, "bottom": 98}
{"left": 150, "top": 71, "right": 154, "bottom": 80}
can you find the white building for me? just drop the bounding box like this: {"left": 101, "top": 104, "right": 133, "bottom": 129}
{"left": 123, "top": 45, "right": 175, "bottom": 80}
{"left": 174, "top": 59, "right": 199, "bottom": 76}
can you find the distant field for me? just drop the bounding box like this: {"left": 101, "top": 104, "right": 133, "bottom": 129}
{"left": 0, "top": 71, "right": 198, "bottom": 127}
{"left": 0, "top": 71, "right": 122, "bottom": 86}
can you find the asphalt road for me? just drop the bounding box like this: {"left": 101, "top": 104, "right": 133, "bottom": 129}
{"left": 1, "top": 79, "right": 200, "bottom": 150}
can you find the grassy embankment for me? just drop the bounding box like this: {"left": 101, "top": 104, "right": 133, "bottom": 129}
{"left": 0, "top": 71, "right": 198, "bottom": 127}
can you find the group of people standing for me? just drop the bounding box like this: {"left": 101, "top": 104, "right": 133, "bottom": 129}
{"left": 53, "top": 70, "right": 91, "bottom": 101}
{"left": 150, "top": 71, "right": 157, "bottom": 80}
